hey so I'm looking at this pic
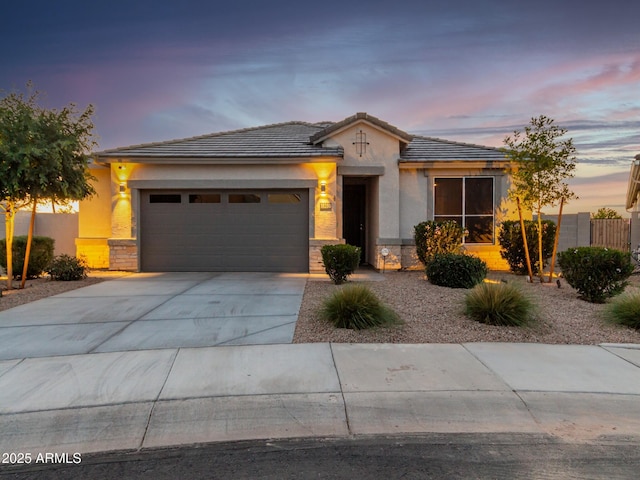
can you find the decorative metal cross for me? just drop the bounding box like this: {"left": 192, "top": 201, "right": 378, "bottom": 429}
{"left": 353, "top": 130, "right": 369, "bottom": 157}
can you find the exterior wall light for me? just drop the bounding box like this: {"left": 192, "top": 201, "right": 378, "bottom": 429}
{"left": 320, "top": 181, "right": 327, "bottom": 196}
{"left": 119, "top": 183, "right": 126, "bottom": 195}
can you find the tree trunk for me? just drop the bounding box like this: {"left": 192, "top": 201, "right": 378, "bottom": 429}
{"left": 4, "top": 201, "right": 16, "bottom": 289}
{"left": 20, "top": 200, "right": 37, "bottom": 289}
{"left": 547, "top": 198, "right": 564, "bottom": 283}
{"left": 537, "top": 208, "right": 544, "bottom": 282}
{"left": 516, "top": 197, "right": 534, "bottom": 281}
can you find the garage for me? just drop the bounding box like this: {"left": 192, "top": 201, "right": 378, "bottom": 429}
{"left": 140, "top": 189, "right": 309, "bottom": 272}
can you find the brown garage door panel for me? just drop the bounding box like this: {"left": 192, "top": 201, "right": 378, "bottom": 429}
{"left": 140, "top": 190, "right": 309, "bottom": 272}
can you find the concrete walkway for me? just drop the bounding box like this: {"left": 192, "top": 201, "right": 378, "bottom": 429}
{"left": 1, "top": 273, "right": 640, "bottom": 456}
{"left": 1, "top": 342, "right": 640, "bottom": 455}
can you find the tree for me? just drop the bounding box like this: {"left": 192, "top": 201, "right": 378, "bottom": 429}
{"left": 504, "top": 115, "right": 577, "bottom": 281}
{"left": 592, "top": 207, "right": 622, "bottom": 219}
{"left": 0, "top": 89, "right": 35, "bottom": 288}
{"left": 0, "top": 84, "right": 96, "bottom": 289}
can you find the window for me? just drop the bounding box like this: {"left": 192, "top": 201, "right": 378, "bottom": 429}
{"left": 229, "top": 193, "right": 261, "bottom": 203}
{"left": 268, "top": 193, "right": 301, "bottom": 204}
{"left": 434, "top": 177, "right": 494, "bottom": 243}
{"left": 189, "top": 194, "right": 221, "bottom": 203}
{"left": 149, "top": 194, "right": 181, "bottom": 203}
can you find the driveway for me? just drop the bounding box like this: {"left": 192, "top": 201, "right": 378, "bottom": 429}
{"left": 0, "top": 272, "right": 307, "bottom": 360}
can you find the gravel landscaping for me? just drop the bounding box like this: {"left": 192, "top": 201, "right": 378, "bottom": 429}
{"left": 293, "top": 271, "right": 640, "bottom": 345}
{"left": 3, "top": 269, "right": 640, "bottom": 345}
{"left": 0, "top": 271, "right": 129, "bottom": 312}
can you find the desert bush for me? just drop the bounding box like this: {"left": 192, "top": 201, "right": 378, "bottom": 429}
{"left": 426, "top": 253, "right": 487, "bottom": 289}
{"left": 557, "top": 247, "right": 634, "bottom": 303}
{"left": 46, "top": 254, "right": 88, "bottom": 281}
{"left": 321, "top": 244, "right": 361, "bottom": 285}
{"left": 606, "top": 293, "right": 640, "bottom": 330}
{"left": 413, "top": 220, "right": 464, "bottom": 267}
{"left": 320, "top": 284, "right": 401, "bottom": 330}
{"left": 498, "top": 220, "right": 556, "bottom": 275}
{"left": 464, "top": 282, "right": 536, "bottom": 326}
{"left": 0, "top": 236, "right": 55, "bottom": 279}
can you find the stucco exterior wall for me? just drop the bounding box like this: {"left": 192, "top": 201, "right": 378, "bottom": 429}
{"left": 78, "top": 166, "right": 111, "bottom": 238}
{"left": 76, "top": 165, "right": 112, "bottom": 268}
{"left": 81, "top": 161, "right": 340, "bottom": 271}
{"left": 323, "top": 122, "right": 404, "bottom": 269}
{"left": 2, "top": 211, "right": 78, "bottom": 256}
{"left": 399, "top": 168, "right": 428, "bottom": 239}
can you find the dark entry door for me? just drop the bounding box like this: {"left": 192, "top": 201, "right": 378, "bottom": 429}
{"left": 343, "top": 184, "right": 366, "bottom": 263}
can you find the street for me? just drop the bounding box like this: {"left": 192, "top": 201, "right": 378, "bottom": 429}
{"left": 2, "top": 433, "right": 639, "bottom": 479}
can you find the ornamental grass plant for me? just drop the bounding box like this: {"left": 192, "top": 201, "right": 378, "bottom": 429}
{"left": 464, "top": 282, "right": 536, "bottom": 327}
{"left": 606, "top": 293, "right": 640, "bottom": 330}
{"left": 320, "top": 284, "right": 402, "bottom": 330}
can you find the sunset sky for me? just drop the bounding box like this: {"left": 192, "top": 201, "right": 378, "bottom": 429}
{"left": 2, "top": 0, "right": 639, "bottom": 214}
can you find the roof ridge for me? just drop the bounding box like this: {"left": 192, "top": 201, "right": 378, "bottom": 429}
{"left": 98, "top": 120, "right": 324, "bottom": 154}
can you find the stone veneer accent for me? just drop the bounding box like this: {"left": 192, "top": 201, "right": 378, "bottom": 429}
{"left": 373, "top": 244, "right": 402, "bottom": 271}
{"left": 107, "top": 238, "right": 138, "bottom": 271}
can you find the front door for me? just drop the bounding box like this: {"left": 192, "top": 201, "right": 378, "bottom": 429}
{"left": 343, "top": 183, "right": 366, "bottom": 264}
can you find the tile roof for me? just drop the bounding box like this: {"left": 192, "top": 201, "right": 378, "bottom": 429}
{"left": 94, "top": 113, "right": 507, "bottom": 164}
{"left": 96, "top": 122, "right": 343, "bottom": 160}
{"left": 400, "top": 136, "right": 508, "bottom": 162}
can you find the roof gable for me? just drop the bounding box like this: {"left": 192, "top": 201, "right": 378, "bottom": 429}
{"left": 309, "top": 112, "right": 413, "bottom": 145}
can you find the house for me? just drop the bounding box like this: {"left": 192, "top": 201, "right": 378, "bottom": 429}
{"left": 625, "top": 153, "right": 640, "bottom": 252}
{"left": 76, "top": 112, "right": 518, "bottom": 273}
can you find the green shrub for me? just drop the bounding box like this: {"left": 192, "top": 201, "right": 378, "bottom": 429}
{"left": 413, "top": 220, "right": 464, "bottom": 267}
{"left": 557, "top": 247, "right": 634, "bottom": 303}
{"left": 46, "top": 254, "right": 88, "bottom": 281}
{"left": 0, "top": 236, "right": 55, "bottom": 279}
{"left": 464, "top": 282, "right": 536, "bottom": 326}
{"left": 606, "top": 293, "right": 640, "bottom": 330}
{"left": 426, "top": 253, "right": 487, "bottom": 289}
{"left": 320, "top": 284, "right": 401, "bottom": 330}
{"left": 321, "top": 244, "right": 361, "bottom": 285}
{"left": 498, "top": 220, "right": 556, "bottom": 275}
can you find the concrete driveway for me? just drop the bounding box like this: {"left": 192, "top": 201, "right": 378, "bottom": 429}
{"left": 0, "top": 272, "right": 307, "bottom": 360}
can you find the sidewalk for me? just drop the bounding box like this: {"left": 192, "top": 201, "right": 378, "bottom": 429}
{"left": 2, "top": 342, "right": 640, "bottom": 455}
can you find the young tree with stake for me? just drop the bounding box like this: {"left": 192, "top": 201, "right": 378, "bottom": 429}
{"left": 504, "top": 115, "right": 577, "bottom": 282}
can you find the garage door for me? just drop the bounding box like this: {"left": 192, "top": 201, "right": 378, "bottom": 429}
{"left": 140, "top": 190, "right": 309, "bottom": 272}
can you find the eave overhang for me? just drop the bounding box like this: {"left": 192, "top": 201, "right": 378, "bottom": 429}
{"left": 94, "top": 155, "right": 343, "bottom": 167}
{"left": 398, "top": 159, "right": 512, "bottom": 170}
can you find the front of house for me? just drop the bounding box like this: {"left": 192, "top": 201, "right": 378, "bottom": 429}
{"left": 76, "top": 113, "right": 518, "bottom": 273}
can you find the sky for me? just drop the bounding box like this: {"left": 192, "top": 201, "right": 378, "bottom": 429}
{"left": 1, "top": 0, "right": 639, "bottom": 215}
